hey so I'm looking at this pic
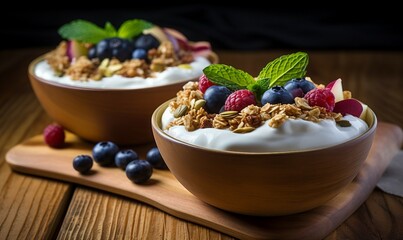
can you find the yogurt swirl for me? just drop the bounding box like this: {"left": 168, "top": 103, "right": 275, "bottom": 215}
{"left": 162, "top": 107, "right": 368, "bottom": 152}
{"left": 34, "top": 56, "right": 211, "bottom": 89}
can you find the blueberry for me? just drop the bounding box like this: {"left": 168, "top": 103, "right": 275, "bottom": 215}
{"left": 134, "top": 34, "right": 160, "bottom": 51}
{"left": 126, "top": 160, "right": 153, "bottom": 184}
{"left": 72, "top": 155, "right": 93, "bottom": 174}
{"left": 261, "top": 86, "right": 294, "bottom": 105}
{"left": 94, "top": 38, "right": 134, "bottom": 61}
{"left": 146, "top": 147, "right": 167, "bottom": 169}
{"left": 109, "top": 38, "right": 134, "bottom": 62}
{"left": 132, "top": 48, "right": 148, "bottom": 60}
{"left": 92, "top": 141, "right": 119, "bottom": 166}
{"left": 95, "top": 39, "right": 112, "bottom": 60}
{"left": 203, "top": 85, "right": 232, "bottom": 113}
{"left": 284, "top": 78, "right": 316, "bottom": 98}
{"left": 88, "top": 46, "right": 97, "bottom": 59}
{"left": 115, "top": 149, "right": 139, "bottom": 170}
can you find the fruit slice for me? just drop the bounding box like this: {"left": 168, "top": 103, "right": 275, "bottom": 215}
{"left": 163, "top": 27, "right": 189, "bottom": 50}
{"left": 188, "top": 41, "right": 212, "bottom": 57}
{"left": 360, "top": 102, "right": 368, "bottom": 120}
{"left": 326, "top": 78, "right": 344, "bottom": 102}
{"left": 66, "top": 40, "right": 88, "bottom": 61}
{"left": 163, "top": 29, "right": 180, "bottom": 52}
{"left": 143, "top": 26, "right": 168, "bottom": 43}
{"left": 333, "top": 98, "right": 366, "bottom": 119}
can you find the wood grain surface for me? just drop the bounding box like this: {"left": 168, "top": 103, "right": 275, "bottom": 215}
{"left": 5, "top": 122, "right": 402, "bottom": 240}
{"left": 1, "top": 48, "right": 403, "bottom": 239}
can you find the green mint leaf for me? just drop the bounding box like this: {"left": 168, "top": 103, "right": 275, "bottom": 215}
{"left": 250, "top": 77, "right": 271, "bottom": 100}
{"left": 58, "top": 19, "right": 109, "bottom": 43}
{"left": 203, "top": 64, "right": 256, "bottom": 91}
{"left": 104, "top": 22, "right": 117, "bottom": 38}
{"left": 257, "top": 52, "right": 308, "bottom": 88}
{"left": 117, "top": 19, "right": 154, "bottom": 39}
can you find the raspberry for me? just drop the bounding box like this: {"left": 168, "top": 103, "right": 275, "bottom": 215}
{"left": 43, "top": 124, "right": 65, "bottom": 148}
{"left": 198, "top": 74, "right": 215, "bottom": 93}
{"left": 224, "top": 89, "right": 257, "bottom": 111}
{"left": 304, "top": 88, "right": 335, "bottom": 112}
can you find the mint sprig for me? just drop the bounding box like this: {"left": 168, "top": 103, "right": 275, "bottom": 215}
{"left": 58, "top": 19, "right": 153, "bottom": 43}
{"left": 203, "top": 64, "right": 255, "bottom": 91}
{"left": 117, "top": 19, "right": 153, "bottom": 39}
{"left": 257, "top": 52, "right": 308, "bottom": 88}
{"left": 58, "top": 20, "right": 109, "bottom": 43}
{"left": 202, "top": 52, "right": 309, "bottom": 100}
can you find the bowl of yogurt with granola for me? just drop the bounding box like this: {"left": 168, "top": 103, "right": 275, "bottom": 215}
{"left": 29, "top": 19, "right": 217, "bottom": 145}
{"left": 151, "top": 52, "right": 377, "bottom": 216}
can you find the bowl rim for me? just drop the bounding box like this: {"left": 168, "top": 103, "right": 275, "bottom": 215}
{"left": 28, "top": 54, "right": 206, "bottom": 92}
{"left": 152, "top": 98, "right": 378, "bottom": 156}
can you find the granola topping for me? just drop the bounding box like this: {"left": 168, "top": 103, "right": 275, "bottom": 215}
{"left": 161, "top": 81, "right": 369, "bottom": 152}
{"left": 165, "top": 82, "right": 343, "bottom": 132}
{"left": 35, "top": 19, "right": 217, "bottom": 89}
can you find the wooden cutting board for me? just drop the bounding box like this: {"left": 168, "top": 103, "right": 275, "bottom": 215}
{"left": 5, "top": 122, "right": 403, "bottom": 240}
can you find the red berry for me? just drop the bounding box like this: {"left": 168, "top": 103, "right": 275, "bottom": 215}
{"left": 224, "top": 89, "right": 257, "bottom": 111}
{"left": 43, "top": 124, "right": 65, "bottom": 148}
{"left": 198, "top": 74, "right": 215, "bottom": 93}
{"left": 304, "top": 88, "right": 335, "bottom": 112}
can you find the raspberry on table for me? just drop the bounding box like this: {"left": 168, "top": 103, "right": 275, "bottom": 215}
{"left": 198, "top": 74, "right": 215, "bottom": 93}
{"left": 304, "top": 88, "right": 335, "bottom": 112}
{"left": 224, "top": 89, "right": 257, "bottom": 111}
{"left": 43, "top": 124, "right": 66, "bottom": 148}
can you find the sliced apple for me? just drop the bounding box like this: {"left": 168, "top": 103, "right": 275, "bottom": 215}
{"left": 66, "top": 40, "right": 88, "bottom": 61}
{"left": 333, "top": 98, "right": 367, "bottom": 119}
{"left": 163, "top": 27, "right": 189, "bottom": 50}
{"left": 326, "top": 78, "right": 344, "bottom": 102}
{"left": 360, "top": 102, "right": 368, "bottom": 120}
{"left": 163, "top": 29, "right": 180, "bottom": 52}
{"left": 143, "top": 26, "right": 169, "bottom": 43}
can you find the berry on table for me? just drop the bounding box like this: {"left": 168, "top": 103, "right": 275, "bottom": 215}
{"left": 72, "top": 155, "right": 93, "bottom": 174}
{"left": 198, "top": 74, "right": 215, "bottom": 93}
{"left": 284, "top": 78, "right": 316, "bottom": 98}
{"left": 261, "top": 86, "right": 294, "bottom": 105}
{"left": 224, "top": 89, "right": 256, "bottom": 111}
{"left": 146, "top": 147, "right": 167, "bottom": 169}
{"left": 126, "top": 160, "right": 153, "bottom": 184}
{"left": 115, "top": 149, "right": 139, "bottom": 170}
{"left": 304, "top": 88, "right": 336, "bottom": 112}
{"left": 203, "top": 85, "right": 232, "bottom": 113}
{"left": 92, "top": 141, "right": 119, "bottom": 166}
{"left": 43, "top": 124, "right": 65, "bottom": 148}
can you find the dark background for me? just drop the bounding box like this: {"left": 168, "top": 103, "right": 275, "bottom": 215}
{"left": 2, "top": 6, "right": 403, "bottom": 50}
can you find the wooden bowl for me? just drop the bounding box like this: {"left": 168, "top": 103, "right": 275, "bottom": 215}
{"left": 28, "top": 56, "right": 212, "bottom": 145}
{"left": 151, "top": 99, "right": 377, "bottom": 216}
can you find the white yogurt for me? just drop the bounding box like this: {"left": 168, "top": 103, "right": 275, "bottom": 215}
{"left": 162, "top": 108, "right": 368, "bottom": 152}
{"left": 34, "top": 57, "right": 211, "bottom": 89}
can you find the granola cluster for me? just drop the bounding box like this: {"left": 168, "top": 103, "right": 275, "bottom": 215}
{"left": 165, "top": 82, "right": 345, "bottom": 133}
{"left": 44, "top": 40, "right": 194, "bottom": 81}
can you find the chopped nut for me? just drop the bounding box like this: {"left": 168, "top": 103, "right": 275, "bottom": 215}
{"left": 219, "top": 111, "right": 239, "bottom": 119}
{"left": 336, "top": 120, "right": 352, "bottom": 127}
{"left": 233, "top": 127, "right": 255, "bottom": 133}
{"left": 193, "top": 99, "right": 206, "bottom": 110}
{"left": 174, "top": 105, "right": 189, "bottom": 118}
{"left": 295, "top": 97, "right": 312, "bottom": 110}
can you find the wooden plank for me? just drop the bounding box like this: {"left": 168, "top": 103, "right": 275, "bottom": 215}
{"left": 57, "top": 187, "right": 235, "bottom": 240}
{"left": 6, "top": 123, "right": 402, "bottom": 239}
{"left": 0, "top": 48, "right": 73, "bottom": 240}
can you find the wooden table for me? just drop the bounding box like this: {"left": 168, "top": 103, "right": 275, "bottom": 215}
{"left": 1, "top": 48, "right": 402, "bottom": 239}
